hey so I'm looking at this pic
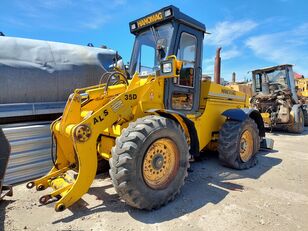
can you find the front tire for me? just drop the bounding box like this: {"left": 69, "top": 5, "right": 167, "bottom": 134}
{"left": 109, "top": 115, "right": 189, "bottom": 210}
{"left": 218, "top": 118, "right": 260, "bottom": 169}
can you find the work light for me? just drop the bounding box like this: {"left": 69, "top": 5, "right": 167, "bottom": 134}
{"left": 131, "top": 23, "right": 136, "bottom": 30}
{"left": 162, "top": 62, "right": 172, "bottom": 74}
{"left": 164, "top": 9, "right": 172, "bottom": 17}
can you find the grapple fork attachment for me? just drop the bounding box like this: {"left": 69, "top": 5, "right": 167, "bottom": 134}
{"left": 26, "top": 80, "right": 143, "bottom": 211}
{"left": 26, "top": 93, "right": 98, "bottom": 211}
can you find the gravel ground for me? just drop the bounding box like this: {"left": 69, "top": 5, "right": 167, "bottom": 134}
{"left": 1, "top": 127, "right": 308, "bottom": 231}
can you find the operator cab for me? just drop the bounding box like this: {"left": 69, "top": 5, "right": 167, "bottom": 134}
{"left": 129, "top": 5, "right": 206, "bottom": 113}
{"left": 252, "top": 64, "right": 298, "bottom": 102}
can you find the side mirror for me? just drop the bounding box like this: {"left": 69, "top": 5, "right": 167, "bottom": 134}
{"left": 156, "top": 38, "right": 167, "bottom": 59}
{"left": 116, "top": 59, "right": 125, "bottom": 70}
{"left": 125, "top": 62, "right": 130, "bottom": 71}
{"left": 108, "top": 59, "right": 125, "bottom": 71}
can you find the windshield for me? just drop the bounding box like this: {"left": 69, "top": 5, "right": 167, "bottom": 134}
{"left": 129, "top": 23, "right": 174, "bottom": 76}
{"left": 254, "top": 68, "right": 288, "bottom": 92}
{"left": 266, "top": 69, "right": 287, "bottom": 86}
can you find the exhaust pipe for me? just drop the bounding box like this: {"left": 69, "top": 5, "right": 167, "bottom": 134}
{"left": 232, "top": 72, "right": 236, "bottom": 83}
{"left": 214, "top": 47, "right": 222, "bottom": 84}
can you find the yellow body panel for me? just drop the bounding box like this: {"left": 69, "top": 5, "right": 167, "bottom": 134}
{"left": 28, "top": 57, "right": 249, "bottom": 211}
{"left": 193, "top": 81, "right": 247, "bottom": 150}
{"left": 296, "top": 78, "right": 308, "bottom": 97}
{"left": 261, "top": 112, "right": 271, "bottom": 126}
{"left": 227, "top": 83, "right": 253, "bottom": 98}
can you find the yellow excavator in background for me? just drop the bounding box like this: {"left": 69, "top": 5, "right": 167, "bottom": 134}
{"left": 227, "top": 72, "right": 253, "bottom": 98}
{"left": 296, "top": 78, "right": 308, "bottom": 99}
{"left": 27, "top": 5, "right": 270, "bottom": 212}
{"left": 295, "top": 78, "right": 308, "bottom": 125}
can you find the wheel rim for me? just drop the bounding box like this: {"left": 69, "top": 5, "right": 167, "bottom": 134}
{"left": 143, "top": 138, "right": 179, "bottom": 190}
{"left": 239, "top": 130, "right": 254, "bottom": 162}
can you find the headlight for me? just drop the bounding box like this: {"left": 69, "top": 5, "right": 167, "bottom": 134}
{"left": 164, "top": 9, "right": 172, "bottom": 17}
{"left": 131, "top": 23, "right": 136, "bottom": 30}
{"left": 162, "top": 62, "right": 172, "bottom": 74}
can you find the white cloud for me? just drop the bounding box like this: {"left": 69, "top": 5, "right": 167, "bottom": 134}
{"left": 202, "top": 58, "right": 214, "bottom": 75}
{"left": 81, "top": 15, "right": 111, "bottom": 29}
{"left": 246, "top": 23, "right": 308, "bottom": 75}
{"left": 206, "top": 20, "right": 258, "bottom": 46}
{"left": 11, "top": 0, "right": 127, "bottom": 30}
{"left": 221, "top": 47, "right": 241, "bottom": 60}
{"left": 112, "top": 0, "right": 127, "bottom": 6}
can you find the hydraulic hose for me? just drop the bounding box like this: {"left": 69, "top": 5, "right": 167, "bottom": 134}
{"left": 51, "top": 132, "right": 58, "bottom": 170}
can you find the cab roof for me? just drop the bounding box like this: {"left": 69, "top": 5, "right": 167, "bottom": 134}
{"left": 252, "top": 64, "right": 293, "bottom": 73}
{"left": 129, "top": 5, "right": 206, "bottom": 34}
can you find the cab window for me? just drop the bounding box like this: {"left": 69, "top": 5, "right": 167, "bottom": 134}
{"left": 137, "top": 45, "right": 155, "bottom": 75}
{"left": 176, "top": 32, "right": 197, "bottom": 87}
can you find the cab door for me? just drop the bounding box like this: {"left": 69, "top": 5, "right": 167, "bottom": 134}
{"left": 164, "top": 24, "right": 203, "bottom": 113}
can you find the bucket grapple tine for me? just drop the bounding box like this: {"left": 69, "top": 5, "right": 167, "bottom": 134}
{"left": 26, "top": 132, "right": 72, "bottom": 191}
{"left": 53, "top": 139, "right": 98, "bottom": 212}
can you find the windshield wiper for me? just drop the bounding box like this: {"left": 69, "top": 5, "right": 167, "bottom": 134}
{"left": 150, "top": 26, "right": 159, "bottom": 46}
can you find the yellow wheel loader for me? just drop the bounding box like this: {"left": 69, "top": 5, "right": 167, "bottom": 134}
{"left": 296, "top": 78, "right": 308, "bottom": 99}
{"left": 27, "top": 5, "right": 269, "bottom": 211}
{"left": 296, "top": 78, "right": 308, "bottom": 125}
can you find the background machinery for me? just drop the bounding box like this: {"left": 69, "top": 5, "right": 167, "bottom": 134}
{"left": 227, "top": 72, "right": 253, "bottom": 98}
{"left": 0, "top": 37, "right": 118, "bottom": 186}
{"left": 250, "top": 64, "right": 306, "bottom": 132}
{"left": 27, "top": 5, "right": 268, "bottom": 211}
{"left": 295, "top": 78, "right": 308, "bottom": 125}
{"left": 0, "top": 36, "right": 116, "bottom": 124}
{"left": 0, "top": 128, "right": 13, "bottom": 200}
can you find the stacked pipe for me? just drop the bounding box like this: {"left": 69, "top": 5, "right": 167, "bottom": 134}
{"left": 214, "top": 47, "right": 222, "bottom": 84}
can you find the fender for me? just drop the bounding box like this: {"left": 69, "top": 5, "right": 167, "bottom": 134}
{"left": 291, "top": 104, "right": 303, "bottom": 123}
{"left": 222, "top": 108, "right": 265, "bottom": 137}
{"left": 147, "top": 109, "right": 200, "bottom": 157}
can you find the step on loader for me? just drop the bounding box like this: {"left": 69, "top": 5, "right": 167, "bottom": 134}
{"left": 27, "top": 5, "right": 271, "bottom": 211}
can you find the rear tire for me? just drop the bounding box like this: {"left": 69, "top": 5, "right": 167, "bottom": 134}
{"left": 303, "top": 106, "right": 308, "bottom": 126}
{"left": 218, "top": 118, "right": 260, "bottom": 169}
{"left": 109, "top": 115, "right": 189, "bottom": 210}
{"left": 288, "top": 109, "right": 304, "bottom": 133}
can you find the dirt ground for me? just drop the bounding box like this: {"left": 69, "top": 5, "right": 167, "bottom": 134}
{"left": 1, "top": 128, "right": 308, "bottom": 231}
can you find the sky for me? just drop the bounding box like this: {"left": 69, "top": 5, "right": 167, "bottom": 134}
{"left": 1, "top": 0, "right": 307, "bottom": 81}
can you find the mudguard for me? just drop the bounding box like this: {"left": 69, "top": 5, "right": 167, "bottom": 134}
{"left": 222, "top": 108, "right": 265, "bottom": 137}
{"left": 149, "top": 109, "right": 200, "bottom": 157}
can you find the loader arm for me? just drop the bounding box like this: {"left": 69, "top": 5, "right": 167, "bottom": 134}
{"left": 27, "top": 75, "right": 157, "bottom": 211}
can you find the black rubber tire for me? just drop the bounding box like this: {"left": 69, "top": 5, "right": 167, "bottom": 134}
{"left": 218, "top": 118, "right": 260, "bottom": 170}
{"left": 303, "top": 107, "right": 308, "bottom": 127}
{"left": 109, "top": 115, "right": 189, "bottom": 210}
{"left": 288, "top": 109, "right": 304, "bottom": 133}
